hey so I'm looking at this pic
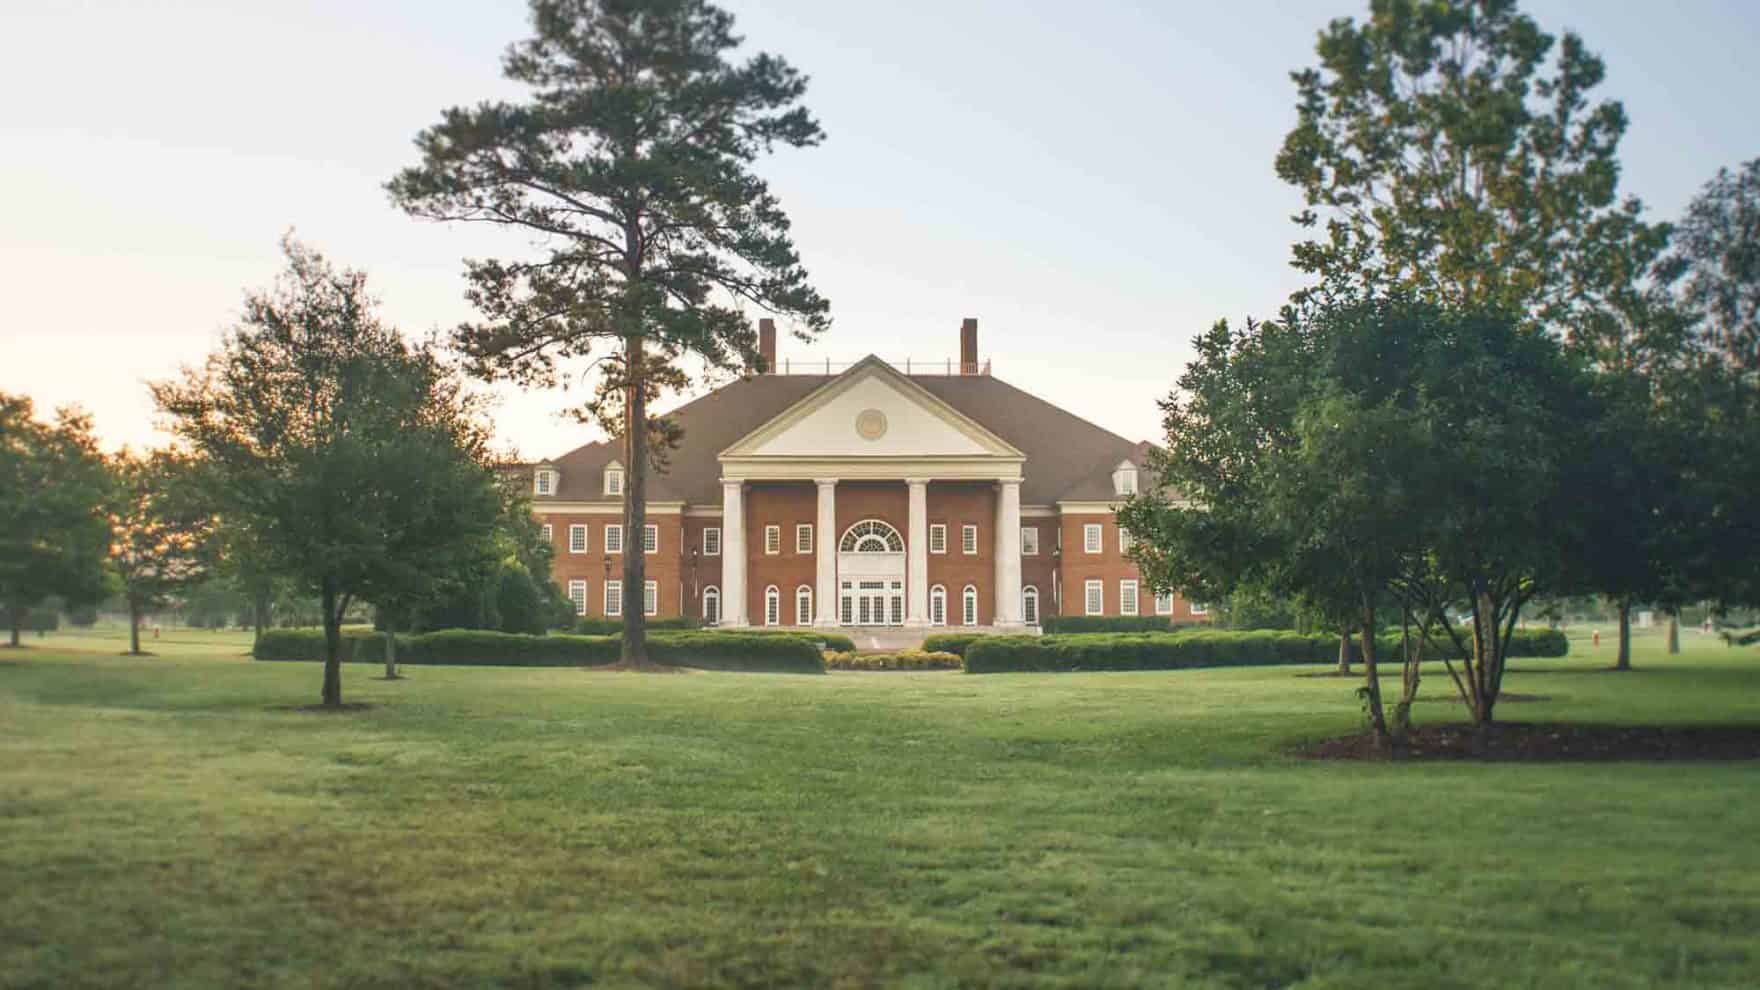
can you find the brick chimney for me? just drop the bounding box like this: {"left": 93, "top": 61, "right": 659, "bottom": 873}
{"left": 758, "top": 318, "right": 777, "bottom": 374}
{"left": 959, "top": 318, "right": 979, "bottom": 374}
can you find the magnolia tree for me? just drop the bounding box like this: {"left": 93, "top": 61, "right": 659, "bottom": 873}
{"left": 154, "top": 238, "right": 506, "bottom": 706}
{"left": 389, "top": 0, "right": 831, "bottom": 666}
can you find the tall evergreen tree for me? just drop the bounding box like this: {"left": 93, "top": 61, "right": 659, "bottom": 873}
{"left": 388, "top": 0, "right": 831, "bottom": 666}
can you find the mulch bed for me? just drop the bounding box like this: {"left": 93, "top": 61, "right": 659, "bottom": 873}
{"left": 1297, "top": 722, "right": 1760, "bottom": 762}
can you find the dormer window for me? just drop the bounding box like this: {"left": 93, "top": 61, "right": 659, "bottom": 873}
{"left": 1112, "top": 461, "right": 1139, "bottom": 497}
{"left": 604, "top": 464, "right": 624, "bottom": 496}
{"left": 534, "top": 467, "right": 558, "bottom": 496}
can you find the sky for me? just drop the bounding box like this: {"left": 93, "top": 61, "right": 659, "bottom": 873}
{"left": 3, "top": 0, "right": 1757, "bottom": 459}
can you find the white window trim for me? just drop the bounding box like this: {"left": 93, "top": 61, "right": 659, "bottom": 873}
{"left": 1120, "top": 579, "right": 1139, "bottom": 617}
{"left": 1190, "top": 601, "right": 1209, "bottom": 616}
{"left": 961, "top": 524, "right": 978, "bottom": 555}
{"left": 568, "top": 579, "right": 587, "bottom": 616}
{"left": 1021, "top": 526, "right": 1039, "bottom": 556}
{"left": 1084, "top": 524, "right": 1103, "bottom": 555}
{"left": 703, "top": 527, "right": 721, "bottom": 556}
{"left": 795, "top": 524, "right": 813, "bottom": 555}
{"left": 929, "top": 585, "right": 947, "bottom": 626}
{"left": 961, "top": 584, "right": 978, "bottom": 627}
{"left": 1084, "top": 579, "right": 1104, "bottom": 616}
{"left": 643, "top": 580, "right": 658, "bottom": 617}
{"left": 1120, "top": 528, "right": 1135, "bottom": 554}
{"left": 1155, "top": 590, "right": 1174, "bottom": 616}
{"left": 643, "top": 523, "right": 658, "bottom": 554}
{"left": 604, "top": 580, "right": 623, "bottom": 617}
{"left": 703, "top": 586, "right": 721, "bottom": 625}
{"left": 541, "top": 523, "right": 553, "bottom": 544}
{"left": 929, "top": 524, "right": 947, "bottom": 555}
{"left": 1022, "top": 585, "right": 1040, "bottom": 625}
{"left": 604, "top": 467, "right": 624, "bottom": 496}
{"left": 535, "top": 469, "right": 555, "bottom": 496}
{"left": 604, "top": 524, "right": 624, "bottom": 555}
{"left": 764, "top": 524, "right": 781, "bottom": 555}
{"left": 795, "top": 586, "right": 813, "bottom": 626}
{"left": 764, "top": 585, "right": 781, "bottom": 626}
{"left": 568, "top": 524, "right": 588, "bottom": 554}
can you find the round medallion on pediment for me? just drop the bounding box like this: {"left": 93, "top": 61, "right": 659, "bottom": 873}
{"left": 855, "top": 408, "right": 888, "bottom": 441}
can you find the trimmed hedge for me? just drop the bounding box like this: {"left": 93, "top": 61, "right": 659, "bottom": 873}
{"left": 964, "top": 628, "right": 1570, "bottom": 674}
{"left": 574, "top": 616, "right": 699, "bottom": 635}
{"left": 824, "top": 650, "right": 962, "bottom": 671}
{"left": 919, "top": 633, "right": 985, "bottom": 658}
{"left": 1040, "top": 615, "right": 1187, "bottom": 634}
{"left": 254, "top": 628, "right": 823, "bottom": 673}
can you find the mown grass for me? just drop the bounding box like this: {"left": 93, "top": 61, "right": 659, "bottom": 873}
{"left": 2, "top": 625, "right": 1757, "bottom": 988}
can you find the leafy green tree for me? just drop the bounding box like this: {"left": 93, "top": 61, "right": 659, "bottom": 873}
{"left": 1673, "top": 158, "right": 1760, "bottom": 378}
{"left": 153, "top": 237, "right": 506, "bottom": 706}
{"left": 388, "top": 0, "right": 831, "bottom": 667}
{"left": 0, "top": 394, "right": 112, "bottom": 647}
{"left": 107, "top": 450, "right": 217, "bottom": 655}
{"left": 495, "top": 563, "right": 549, "bottom": 636}
{"left": 1276, "top": 0, "right": 1650, "bottom": 327}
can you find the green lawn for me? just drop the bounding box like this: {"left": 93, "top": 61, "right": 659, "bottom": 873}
{"left": 2, "top": 628, "right": 1757, "bottom": 989}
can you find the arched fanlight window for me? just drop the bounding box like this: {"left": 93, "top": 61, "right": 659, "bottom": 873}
{"left": 764, "top": 585, "right": 780, "bottom": 626}
{"left": 795, "top": 585, "right": 813, "bottom": 626}
{"left": 839, "top": 519, "right": 904, "bottom": 553}
{"left": 1022, "top": 586, "right": 1040, "bottom": 626}
{"left": 702, "top": 586, "right": 720, "bottom": 626}
{"left": 961, "top": 585, "right": 978, "bottom": 627}
{"left": 929, "top": 585, "right": 947, "bottom": 626}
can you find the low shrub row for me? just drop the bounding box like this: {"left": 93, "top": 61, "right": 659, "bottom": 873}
{"left": 572, "top": 616, "right": 699, "bottom": 635}
{"left": 918, "top": 633, "right": 984, "bottom": 657}
{"left": 963, "top": 628, "right": 1570, "bottom": 674}
{"left": 1039, "top": 616, "right": 1190, "bottom": 634}
{"left": 254, "top": 628, "right": 824, "bottom": 673}
{"left": 823, "top": 650, "right": 963, "bottom": 671}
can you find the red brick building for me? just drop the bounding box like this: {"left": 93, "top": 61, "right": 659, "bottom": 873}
{"left": 528, "top": 320, "right": 1205, "bottom": 635}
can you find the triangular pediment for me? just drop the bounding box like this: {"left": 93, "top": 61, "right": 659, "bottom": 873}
{"left": 721, "top": 357, "right": 1023, "bottom": 461}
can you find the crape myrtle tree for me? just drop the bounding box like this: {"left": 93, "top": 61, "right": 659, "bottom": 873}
{"left": 154, "top": 237, "right": 506, "bottom": 706}
{"left": 1276, "top": 0, "right": 1659, "bottom": 330}
{"left": 107, "top": 450, "right": 217, "bottom": 656}
{"left": 388, "top": 0, "right": 831, "bottom": 667}
{"left": 1121, "top": 299, "right": 1596, "bottom": 745}
{"left": 0, "top": 394, "right": 112, "bottom": 647}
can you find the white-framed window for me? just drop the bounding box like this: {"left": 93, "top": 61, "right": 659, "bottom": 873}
{"left": 535, "top": 468, "right": 555, "bottom": 495}
{"left": 1084, "top": 579, "right": 1104, "bottom": 616}
{"left": 643, "top": 580, "right": 658, "bottom": 616}
{"left": 930, "top": 585, "right": 947, "bottom": 626}
{"left": 839, "top": 582, "right": 854, "bottom": 625}
{"left": 961, "top": 524, "right": 978, "bottom": 555}
{"left": 604, "top": 524, "right": 624, "bottom": 554}
{"left": 604, "top": 466, "right": 624, "bottom": 496}
{"left": 929, "top": 524, "right": 947, "bottom": 554}
{"left": 961, "top": 585, "right": 978, "bottom": 626}
{"left": 703, "top": 586, "right": 721, "bottom": 625}
{"left": 796, "top": 524, "right": 813, "bottom": 555}
{"left": 569, "top": 524, "right": 588, "bottom": 554}
{"left": 764, "top": 524, "right": 781, "bottom": 555}
{"left": 1155, "top": 590, "right": 1174, "bottom": 616}
{"left": 1022, "top": 586, "right": 1040, "bottom": 625}
{"left": 703, "top": 527, "right": 721, "bottom": 556}
{"left": 604, "top": 580, "right": 623, "bottom": 617}
{"left": 1021, "top": 526, "right": 1039, "bottom": 556}
{"left": 568, "top": 579, "right": 587, "bottom": 616}
{"left": 1084, "top": 524, "right": 1103, "bottom": 554}
{"left": 1117, "top": 468, "right": 1137, "bottom": 496}
{"left": 541, "top": 523, "right": 553, "bottom": 544}
{"left": 643, "top": 524, "right": 658, "bottom": 554}
{"left": 1120, "top": 579, "right": 1139, "bottom": 616}
{"left": 764, "top": 585, "right": 780, "bottom": 626}
{"left": 1190, "top": 601, "right": 1209, "bottom": 616}
{"left": 795, "top": 585, "right": 813, "bottom": 625}
{"left": 1120, "top": 527, "right": 1136, "bottom": 554}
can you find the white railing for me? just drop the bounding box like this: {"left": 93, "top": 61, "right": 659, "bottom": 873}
{"left": 775, "top": 358, "right": 991, "bottom": 376}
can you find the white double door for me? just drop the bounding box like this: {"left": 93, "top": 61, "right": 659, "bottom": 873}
{"left": 838, "top": 551, "right": 905, "bottom": 626}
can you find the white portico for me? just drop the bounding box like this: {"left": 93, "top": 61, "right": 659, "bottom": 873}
{"left": 717, "top": 356, "right": 1026, "bottom": 628}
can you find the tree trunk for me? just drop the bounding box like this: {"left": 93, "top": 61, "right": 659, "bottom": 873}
{"left": 6, "top": 606, "right": 19, "bottom": 648}
{"left": 1336, "top": 631, "right": 1352, "bottom": 674}
{"left": 1666, "top": 612, "right": 1680, "bottom": 655}
{"left": 251, "top": 585, "right": 270, "bottom": 654}
{"left": 320, "top": 580, "right": 343, "bottom": 707}
{"left": 384, "top": 617, "right": 399, "bottom": 680}
{"left": 128, "top": 597, "right": 142, "bottom": 655}
{"left": 1615, "top": 600, "right": 1632, "bottom": 671}
{"left": 621, "top": 331, "right": 651, "bottom": 667}
{"left": 1359, "top": 602, "right": 1389, "bottom": 747}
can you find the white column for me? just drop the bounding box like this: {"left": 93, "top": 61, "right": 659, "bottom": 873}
{"left": 994, "top": 478, "right": 1023, "bottom": 626}
{"left": 906, "top": 477, "right": 929, "bottom": 626}
{"left": 814, "top": 478, "right": 838, "bottom": 626}
{"left": 721, "top": 480, "right": 748, "bottom": 626}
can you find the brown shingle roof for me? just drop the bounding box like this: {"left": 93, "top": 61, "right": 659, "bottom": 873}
{"left": 532, "top": 369, "right": 1149, "bottom": 506}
